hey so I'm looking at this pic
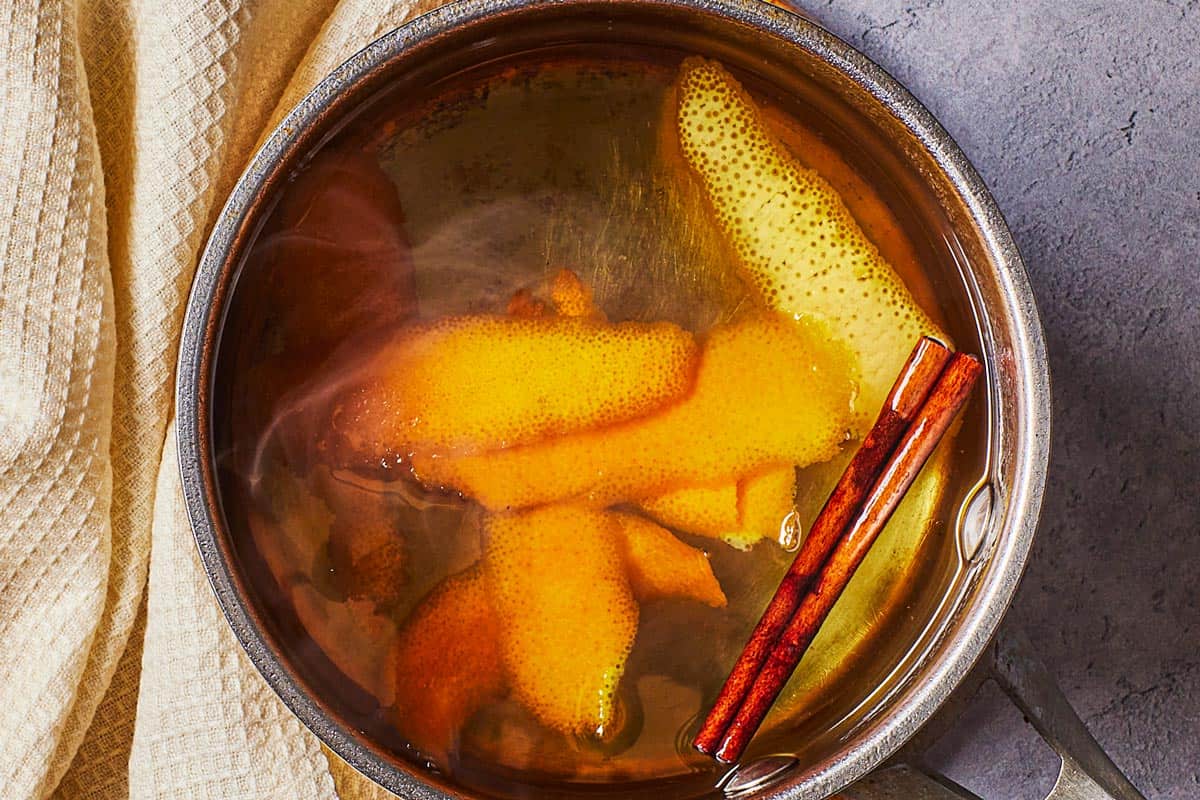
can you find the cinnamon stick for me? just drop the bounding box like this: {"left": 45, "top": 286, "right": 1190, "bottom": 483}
{"left": 692, "top": 336, "right": 952, "bottom": 756}
{"left": 711, "top": 351, "right": 983, "bottom": 763}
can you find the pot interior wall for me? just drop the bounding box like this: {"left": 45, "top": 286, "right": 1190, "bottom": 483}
{"left": 198, "top": 4, "right": 1038, "bottom": 799}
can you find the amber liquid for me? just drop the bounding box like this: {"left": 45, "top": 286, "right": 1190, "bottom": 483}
{"left": 214, "top": 46, "right": 989, "bottom": 799}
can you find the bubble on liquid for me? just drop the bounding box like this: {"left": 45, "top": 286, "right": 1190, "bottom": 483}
{"left": 777, "top": 509, "right": 804, "bottom": 552}
{"left": 958, "top": 481, "right": 995, "bottom": 562}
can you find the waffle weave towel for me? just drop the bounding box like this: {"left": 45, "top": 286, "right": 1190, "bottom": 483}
{"left": 0, "top": 1, "right": 445, "bottom": 796}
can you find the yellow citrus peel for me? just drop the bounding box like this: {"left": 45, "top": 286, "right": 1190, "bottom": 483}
{"left": 389, "top": 566, "right": 503, "bottom": 761}
{"left": 637, "top": 464, "right": 797, "bottom": 550}
{"left": 639, "top": 480, "right": 739, "bottom": 539}
{"left": 330, "top": 314, "right": 698, "bottom": 466}
{"left": 483, "top": 505, "right": 639, "bottom": 739}
{"left": 613, "top": 512, "right": 726, "bottom": 607}
{"left": 673, "top": 57, "right": 946, "bottom": 424}
{"left": 414, "top": 313, "right": 854, "bottom": 510}
{"left": 736, "top": 464, "right": 798, "bottom": 549}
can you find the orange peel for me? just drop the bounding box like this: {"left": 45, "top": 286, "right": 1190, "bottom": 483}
{"left": 613, "top": 512, "right": 726, "bottom": 607}
{"left": 389, "top": 565, "right": 503, "bottom": 761}
{"left": 550, "top": 268, "right": 603, "bottom": 319}
{"left": 735, "top": 464, "right": 798, "bottom": 549}
{"left": 329, "top": 314, "right": 699, "bottom": 467}
{"left": 314, "top": 471, "right": 406, "bottom": 609}
{"left": 639, "top": 480, "right": 739, "bottom": 540}
{"left": 505, "top": 287, "right": 548, "bottom": 318}
{"left": 483, "top": 505, "right": 639, "bottom": 739}
{"left": 415, "top": 313, "right": 854, "bottom": 510}
{"left": 672, "top": 57, "right": 946, "bottom": 424}
{"left": 637, "top": 464, "right": 796, "bottom": 550}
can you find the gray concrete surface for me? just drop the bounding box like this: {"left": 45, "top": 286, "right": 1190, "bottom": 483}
{"left": 798, "top": 1, "right": 1199, "bottom": 797}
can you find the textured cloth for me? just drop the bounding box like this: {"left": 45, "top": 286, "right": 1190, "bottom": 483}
{"left": 0, "top": 0, "right": 442, "bottom": 797}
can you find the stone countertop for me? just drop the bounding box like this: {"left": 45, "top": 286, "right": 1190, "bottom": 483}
{"left": 798, "top": 2, "right": 1198, "bottom": 798}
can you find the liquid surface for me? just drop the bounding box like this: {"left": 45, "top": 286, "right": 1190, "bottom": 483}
{"left": 215, "top": 49, "right": 987, "bottom": 797}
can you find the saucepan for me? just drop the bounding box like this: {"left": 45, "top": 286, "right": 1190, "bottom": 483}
{"left": 176, "top": 1, "right": 1142, "bottom": 798}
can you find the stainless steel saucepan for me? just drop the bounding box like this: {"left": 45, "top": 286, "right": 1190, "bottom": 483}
{"left": 176, "top": 1, "right": 1143, "bottom": 797}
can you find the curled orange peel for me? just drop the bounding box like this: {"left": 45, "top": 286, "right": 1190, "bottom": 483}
{"left": 390, "top": 504, "right": 728, "bottom": 751}
{"left": 639, "top": 479, "right": 739, "bottom": 540}
{"left": 329, "top": 313, "right": 698, "bottom": 467}
{"left": 389, "top": 565, "right": 504, "bottom": 761}
{"left": 613, "top": 512, "right": 726, "bottom": 607}
{"left": 637, "top": 464, "right": 797, "bottom": 550}
{"left": 414, "top": 313, "right": 854, "bottom": 510}
{"left": 736, "top": 464, "right": 799, "bottom": 549}
{"left": 672, "top": 57, "right": 946, "bottom": 425}
{"left": 483, "top": 505, "right": 639, "bottom": 739}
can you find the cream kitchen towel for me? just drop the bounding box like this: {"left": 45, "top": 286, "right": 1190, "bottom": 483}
{"left": 0, "top": 0, "right": 441, "bottom": 797}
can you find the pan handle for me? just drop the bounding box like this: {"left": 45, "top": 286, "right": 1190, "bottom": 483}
{"left": 836, "top": 624, "right": 1147, "bottom": 800}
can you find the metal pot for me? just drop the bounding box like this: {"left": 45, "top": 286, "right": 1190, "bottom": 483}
{"left": 176, "top": 1, "right": 1133, "bottom": 798}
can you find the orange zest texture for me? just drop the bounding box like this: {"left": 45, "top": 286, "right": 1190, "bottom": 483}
{"left": 413, "top": 313, "right": 854, "bottom": 510}
{"left": 638, "top": 464, "right": 797, "bottom": 550}
{"left": 389, "top": 566, "right": 503, "bottom": 761}
{"left": 672, "top": 57, "right": 946, "bottom": 424}
{"left": 374, "top": 55, "right": 961, "bottom": 762}
{"left": 389, "top": 506, "right": 724, "bottom": 752}
{"left": 330, "top": 314, "right": 698, "bottom": 467}
{"left": 484, "top": 505, "right": 639, "bottom": 739}
{"left": 614, "top": 512, "right": 726, "bottom": 607}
